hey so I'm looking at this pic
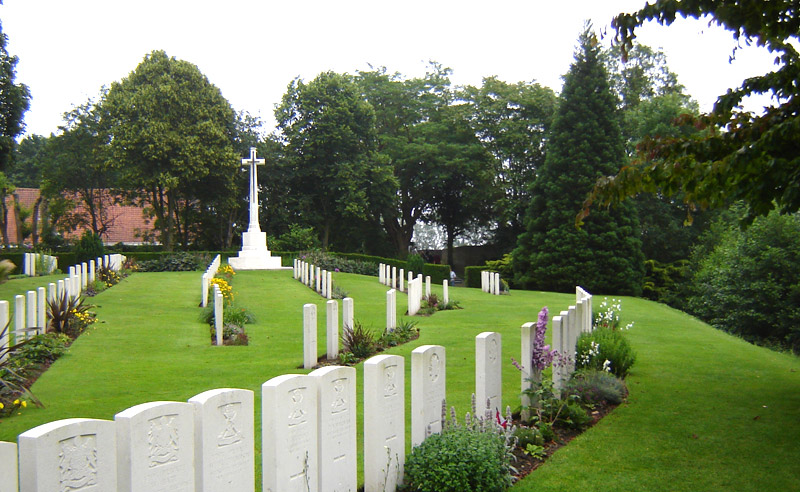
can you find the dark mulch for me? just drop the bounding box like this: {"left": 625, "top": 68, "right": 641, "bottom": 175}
{"left": 510, "top": 400, "right": 619, "bottom": 482}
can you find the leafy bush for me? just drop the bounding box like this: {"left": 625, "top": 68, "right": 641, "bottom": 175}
{"left": 566, "top": 369, "right": 627, "bottom": 406}
{"left": 465, "top": 265, "right": 487, "bottom": 288}
{"left": 513, "top": 426, "right": 544, "bottom": 449}
{"left": 484, "top": 254, "right": 514, "bottom": 288}
{"left": 340, "top": 321, "right": 376, "bottom": 358}
{"left": 298, "top": 251, "right": 377, "bottom": 276}
{"left": 379, "top": 319, "right": 418, "bottom": 347}
{"left": 642, "top": 258, "right": 690, "bottom": 306}
{"left": 406, "top": 253, "right": 425, "bottom": 276}
{"left": 137, "top": 252, "right": 212, "bottom": 272}
{"left": 271, "top": 224, "right": 321, "bottom": 251}
{"left": 199, "top": 303, "right": 255, "bottom": 327}
{"left": 73, "top": 231, "right": 105, "bottom": 266}
{"left": 576, "top": 327, "right": 636, "bottom": 378}
{"left": 402, "top": 426, "right": 512, "bottom": 492}
{"left": 46, "top": 292, "right": 94, "bottom": 339}
{"left": 8, "top": 333, "right": 71, "bottom": 366}
{"left": 521, "top": 378, "right": 589, "bottom": 430}
{"left": 686, "top": 208, "right": 800, "bottom": 353}
{"left": 96, "top": 266, "right": 121, "bottom": 288}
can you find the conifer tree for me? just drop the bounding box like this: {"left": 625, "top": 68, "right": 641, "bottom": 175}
{"left": 512, "top": 26, "right": 644, "bottom": 295}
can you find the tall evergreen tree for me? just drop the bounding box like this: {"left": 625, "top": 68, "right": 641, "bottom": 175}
{"left": 512, "top": 26, "right": 644, "bottom": 295}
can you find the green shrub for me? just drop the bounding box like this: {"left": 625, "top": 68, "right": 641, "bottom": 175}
{"left": 341, "top": 321, "right": 375, "bottom": 358}
{"left": 464, "top": 266, "right": 487, "bottom": 288}
{"left": 73, "top": 231, "right": 105, "bottom": 266}
{"left": 271, "top": 224, "right": 320, "bottom": 251}
{"left": 46, "top": 292, "right": 94, "bottom": 339}
{"left": 565, "top": 369, "right": 627, "bottom": 406}
{"left": 199, "top": 303, "right": 255, "bottom": 327}
{"left": 402, "top": 426, "right": 512, "bottom": 492}
{"left": 484, "top": 254, "right": 514, "bottom": 288}
{"left": 513, "top": 426, "right": 544, "bottom": 449}
{"left": 576, "top": 327, "right": 636, "bottom": 378}
{"left": 406, "top": 253, "right": 425, "bottom": 276}
{"left": 137, "top": 252, "right": 212, "bottom": 272}
{"left": 9, "top": 333, "right": 71, "bottom": 366}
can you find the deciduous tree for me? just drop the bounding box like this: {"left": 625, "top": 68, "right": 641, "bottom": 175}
{"left": 103, "top": 50, "right": 238, "bottom": 250}
{"left": 0, "top": 21, "right": 30, "bottom": 172}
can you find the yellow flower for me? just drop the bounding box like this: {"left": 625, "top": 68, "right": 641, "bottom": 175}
{"left": 21, "top": 401, "right": 27, "bottom": 408}
{"left": 13, "top": 399, "right": 19, "bottom": 405}
{"left": 0, "top": 402, "right": 4, "bottom": 409}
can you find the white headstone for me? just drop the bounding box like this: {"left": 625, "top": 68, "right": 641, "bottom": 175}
{"left": 81, "top": 262, "right": 88, "bottom": 290}
{"left": 476, "top": 331, "right": 502, "bottom": 417}
{"left": 37, "top": 287, "right": 46, "bottom": 332}
{"left": 304, "top": 304, "right": 318, "bottom": 369}
{"left": 316, "top": 267, "right": 322, "bottom": 293}
{"left": 364, "top": 354, "right": 405, "bottom": 492}
{"left": 520, "top": 321, "right": 536, "bottom": 421}
{"left": 411, "top": 345, "right": 446, "bottom": 447}
{"left": 262, "top": 374, "right": 319, "bottom": 492}
{"left": 214, "top": 288, "right": 223, "bottom": 346}
{"left": 386, "top": 289, "right": 396, "bottom": 332}
{"left": 26, "top": 290, "right": 36, "bottom": 334}
{"left": 310, "top": 366, "right": 357, "bottom": 492}
{"left": 19, "top": 418, "right": 117, "bottom": 492}
{"left": 494, "top": 273, "right": 501, "bottom": 295}
{"left": 442, "top": 279, "right": 449, "bottom": 305}
{"left": 326, "top": 300, "right": 338, "bottom": 360}
{"left": 342, "top": 297, "right": 354, "bottom": 332}
{"left": 391, "top": 266, "right": 397, "bottom": 290}
{"left": 321, "top": 269, "right": 327, "bottom": 297}
{"left": 407, "top": 278, "right": 421, "bottom": 316}
{"left": 201, "top": 273, "right": 210, "bottom": 308}
{"left": 379, "top": 263, "right": 385, "bottom": 284}
{"left": 399, "top": 268, "right": 404, "bottom": 292}
{"left": 188, "top": 388, "right": 255, "bottom": 492}
{"left": 115, "top": 401, "right": 195, "bottom": 492}
{"left": 15, "top": 294, "right": 25, "bottom": 341}
{"left": 0, "top": 441, "right": 17, "bottom": 492}
{"left": 552, "top": 314, "right": 567, "bottom": 392}
{"left": 425, "top": 276, "right": 431, "bottom": 298}
{"left": 327, "top": 271, "right": 332, "bottom": 300}
{"left": 48, "top": 282, "right": 56, "bottom": 303}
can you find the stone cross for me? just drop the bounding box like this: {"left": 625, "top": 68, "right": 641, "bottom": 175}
{"left": 242, "top": 147, "right": 265, "bottom": 233}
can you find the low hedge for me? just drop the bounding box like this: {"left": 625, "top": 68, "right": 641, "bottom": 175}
{"left": 0, "top": 251, "right": 77, "bottom": 275}
{"left": 464, "top": 266, "right": 489, "bottom": 288}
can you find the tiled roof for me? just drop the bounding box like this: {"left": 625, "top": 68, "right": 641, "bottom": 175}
{"left": 3, "top": 188, "right": 157, "bottom": 245}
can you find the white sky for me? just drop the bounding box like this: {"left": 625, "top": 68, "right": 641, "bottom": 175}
{"left": 2, "top": 0, "right": 778, "bottom": 138}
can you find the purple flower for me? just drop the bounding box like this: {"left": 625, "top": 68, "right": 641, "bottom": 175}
{"left": 531, "top": 306, "right": 554, "bottom": 371}
{"left": 335, "top": 268, "right": 340, "bottom": 272}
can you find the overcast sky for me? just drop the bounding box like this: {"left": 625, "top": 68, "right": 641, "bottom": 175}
{"left": 3, "top": 0, "right": 777, "bottom": 138}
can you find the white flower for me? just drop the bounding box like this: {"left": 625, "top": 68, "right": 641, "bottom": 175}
{"left": 602, "top": 359, "right": 612, "bottom": 372}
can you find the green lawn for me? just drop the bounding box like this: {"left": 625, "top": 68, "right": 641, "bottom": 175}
{"left": 0, "top": 269, "right": 798, "bottom": 491}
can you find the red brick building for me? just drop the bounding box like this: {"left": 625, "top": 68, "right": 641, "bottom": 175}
{"left": 3, "top": 188, "right": 157, "bottom": 246}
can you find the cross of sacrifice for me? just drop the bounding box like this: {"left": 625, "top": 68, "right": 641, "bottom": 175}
{"left": 242, "top": 147, "right": 265, "bottom": 233}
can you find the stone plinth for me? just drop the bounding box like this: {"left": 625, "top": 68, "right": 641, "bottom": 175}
{"left": 227, "top": 231, "right": 283, "bottom": 270}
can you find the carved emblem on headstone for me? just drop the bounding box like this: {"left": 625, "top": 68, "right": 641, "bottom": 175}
{"left": 288, "top": 388, "right": 307, "bottom": 425}
{"left": 384, "top": 365, "right": 398, "bottom": 397}
{"left": 429, "top": 353, "right": 441, "bottom": 382}
{"left": 148, "top": 415, "right": 179, "bottom": 467}
{"left": 331, "top": 378, "right": 348, "bottom": 414}
{"left": 217, "top": 402, "right": 243, "bottom": 447}
{"left": 58, "top": 434, "right": 97, "bottom": 492}
{"left": 488, "top": 337, "right": 498, "bottom": 362}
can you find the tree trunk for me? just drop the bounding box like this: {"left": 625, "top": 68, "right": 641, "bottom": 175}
{"left": 31, "top": 196, "right": 42, "bottom": 247}
{"left": 13, "top": 195, "right": 24, "bottom": 246}
{"left": 384, "top": 216, "right": 412, "bottom": 259}
{"left": 446, "top": 223, "right": 456, "bottom": 269}
{"left": 0, "top": 197, "right": 9, "bottom": 249}
{"left": 165, "top": 189, "right": 175, "bottom": 252}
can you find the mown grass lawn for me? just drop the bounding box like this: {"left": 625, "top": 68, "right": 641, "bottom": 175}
{"left": 0, "top": 269, "right": 798, "bottom": 491}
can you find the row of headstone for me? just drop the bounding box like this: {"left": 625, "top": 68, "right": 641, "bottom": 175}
{"left": 200, "top": 255, "right": 221, "bottom": 308}
{"left": 293, "top": 259, "right": 333, "bottom": 300}
{"left": 481, "top": 270, "right": 502, "bottom": 295}
{"left": 0, "top": 255, "right": 125, "bottom": 358}
{"left": 302, "top": 298, "right": 354, "bottom": 369}
{"left": 21, "top": 253, "right": 57, "bottom": 277}
{"left": 518, "top": 287, "right": 595, "bottom": 406}
{"left": 1, "top": 333, "right": 510, "bottom": 492}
